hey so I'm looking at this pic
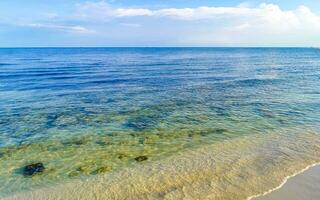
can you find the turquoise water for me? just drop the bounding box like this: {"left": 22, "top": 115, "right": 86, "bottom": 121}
{"left": 0, "top": 48, "right": 320, "bottom": 199}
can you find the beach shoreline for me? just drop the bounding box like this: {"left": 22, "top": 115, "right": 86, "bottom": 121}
{"left": 1, "top": 130, "right": 320, "bottom": 200}
{"left": 3, "top": 161, "right": 320, "bottom": 200}
{"left": 252, "top": 164, "right": 320, "bottom": 200}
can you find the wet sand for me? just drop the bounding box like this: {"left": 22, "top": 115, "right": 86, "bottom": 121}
{"left": 253, "top": 165, "right": 320, "bottom": 200}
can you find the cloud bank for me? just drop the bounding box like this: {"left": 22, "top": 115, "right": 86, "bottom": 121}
{"left": 3, "top": 1, "right": 320, "bottom": 46}
{"left": 69, "top": 1, "right": 320, "bottom": 45}
{"left": 75, "top": 1, "right": 320, "bottom": 25}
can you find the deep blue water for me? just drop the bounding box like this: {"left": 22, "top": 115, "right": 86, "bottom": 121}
{"left": 1, "top": 48, "right": 320, "bottom": 146}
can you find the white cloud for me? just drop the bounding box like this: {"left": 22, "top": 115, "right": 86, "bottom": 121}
{"left": 115, "top": 8, "right": 153, "bottom": 17}
{"left": 24, "top": 23, "right": 95, "bottom": 34}
{"left": 154, "top": 6, "right": 254, "bottom": 20}
{"left": 74, "top": 1, "right": 152, "bottom": 20}
{"left": 71, "top": 1, "right": 320, "bottom": 45}
{"left": 75, "top": 1, "right": 255, "bottom": 20}
{"left": 75, "top": 2, "right": 320, "bottom": 29}
{"left": 8, "top": 1, "right": 319, "bottom": 45}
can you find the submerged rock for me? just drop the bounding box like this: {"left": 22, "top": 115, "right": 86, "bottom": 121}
{"left": 91, "top": 166, "right": 112, "bottom": 175}
{"left": 278, "top": 119, "right": 286, "bottom": 124}
{"left": 23, "top": 163, "right": 45, "bottom": 176}
{"left": 134, "top": 156, "right": 148, "bottom": 162}
{"left": 214, "top": 128, "right": 228, "bottom": 134}
{"left": 62, "top": 135, "right": 92, "bottom": 146}
{"left": 96, "top": 141, "right": 107, "bottom": 146}
{"left": 117, "top": 153, "right": 128, "bottom": 159}
{"left": 76, "top": 165, "right": 92, "bottom": 174}
{"left": 68, "top": 171, "right": 80, "bottom": 178}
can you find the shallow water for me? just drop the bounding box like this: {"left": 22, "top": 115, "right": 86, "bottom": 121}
{"left": 0, "top": 48, "right": 320, "bottom": 199}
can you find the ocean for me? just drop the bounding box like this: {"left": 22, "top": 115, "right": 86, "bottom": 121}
{"left": 0, "top": 48, "right": 320, "bottom": 199}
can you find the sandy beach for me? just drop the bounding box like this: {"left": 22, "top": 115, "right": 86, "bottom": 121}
{"left": 2, "top": 131, "right": 320, "bottom": 200}
{"left": 254, "top": 165, "right": 320, "bottom": 200}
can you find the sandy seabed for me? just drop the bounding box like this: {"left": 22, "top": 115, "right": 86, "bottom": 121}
{"left": 2, "top": 128, "right": 320, "bottom": 200}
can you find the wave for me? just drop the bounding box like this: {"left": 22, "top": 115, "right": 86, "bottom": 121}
{"left": 247, "top": 162, "right": 320, "bottom": 200}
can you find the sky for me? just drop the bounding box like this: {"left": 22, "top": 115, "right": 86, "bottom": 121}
{"left": 1, "top": 0, "right": 320, "bottom": 47}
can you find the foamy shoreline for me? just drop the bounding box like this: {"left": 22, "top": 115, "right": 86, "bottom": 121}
{"left": 248, "top": 162, "right": 320, "bottom": 200}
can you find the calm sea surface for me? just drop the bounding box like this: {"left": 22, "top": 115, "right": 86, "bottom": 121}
{"left": 0, "top": 48, "right": 320, "bottom": 199}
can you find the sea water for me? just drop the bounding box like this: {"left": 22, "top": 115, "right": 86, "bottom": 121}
{"left": 0, "top": 48, "right": 319, "bottom": 199}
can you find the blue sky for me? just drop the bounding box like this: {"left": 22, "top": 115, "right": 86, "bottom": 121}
{"left": 1, "top": 0, "right": 320, "bottom": 47}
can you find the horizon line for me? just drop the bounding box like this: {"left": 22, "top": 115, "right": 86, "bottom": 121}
{"left": 0, "top": 46, "right": 318, "bottom": 49}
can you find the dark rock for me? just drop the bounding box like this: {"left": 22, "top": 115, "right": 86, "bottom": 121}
{"left": 96, "top": 141, "right": 106, "bottom": 146}
{"left": 63, "top": 136, "right": 92, "bottom": 146}
{"left": 134, "top": 156, "right": 148, "bottom": 162}
{"left": 91, "top": 166, "right": 112, "bottom": 175}
{"left": 73, "top": 139, "right": 86, "bottom": 145}
{"left": 214, "top": 128, "right": 228, "bottom": 134}
{"left": 23, "top": 163, "right": 45, "bottom": 176}
{"left": 118, "top": 153, "right": 128, "bottom": 159}
{"left": 76, "top": 166, "right": 91, "bottom": 173}
{"left": 199, "top": 130, "right": 210, "bottom": 137}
